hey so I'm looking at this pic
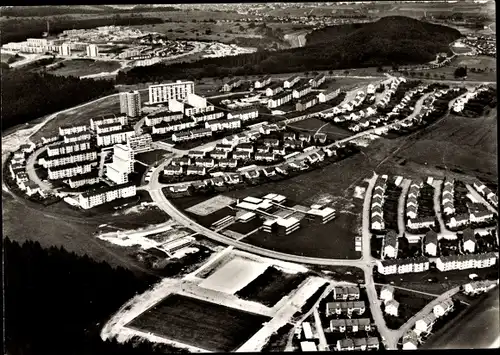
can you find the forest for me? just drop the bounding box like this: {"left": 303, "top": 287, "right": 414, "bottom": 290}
{"left": 4, "top": 238, "right": 188, "bottom": 355}
{"left": 1, "top": 5, "right": 181, "bottom": 17}
{"left": 1, "top": 15, "right": 164, "bottom": 45}
{"left": 2, "top": 70, "right": 116, "bottom": 131}
{"left": 116, "top": 16, "right": 462, "bottom": 85}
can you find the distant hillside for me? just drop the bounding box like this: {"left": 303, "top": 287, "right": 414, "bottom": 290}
{"left": 117, "top": 16, "right": 463, "bottom": 85}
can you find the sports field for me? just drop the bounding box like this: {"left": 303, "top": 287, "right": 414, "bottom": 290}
{"left": 186, "top": 194, "right": 236, "bottom": 216}
{"left": 126, "top": 294, "right": 270, "bottom": 352}
{"left": 199, "top": 257, "right": 268, "bottom": 294}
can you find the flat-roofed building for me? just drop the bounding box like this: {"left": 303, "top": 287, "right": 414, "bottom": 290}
{"left": 65, "top": 170, "right": 100, "bottom": 189}
{"left": 163, "top": 236, "right": 195, "bottom": 254}
{"left": 308, "top": 206, "right": 336, "bottom": 224}
{"left": 119, "top": 90, "right": 141, "bottom": 117}
{"left": 48, "top": 161, "right": 94, "bottom": 180}
{"left": 145, "top": 111, "right": 184, "bottom": 126}
{"left": 78, "top": 182, "right": 136, "bottom": 209}
{"left": 148, "top": 81, "right": 195, "bottom": 104}
{"left": 40, "top": 149, "right": 97, "bottom": 169}
{"left": 90, "top": 114, "right": 127, "bottom": 131}
{"left": 436, "top": 252, "right": 497, "bottom": 272}
{"left": 64, "top": 131, "right": 92, "bottom": 144}
{"left": 96, "top": 128, "right": 135, "bottom": 147}
{"left": 59, "top": 124, "right": 87, "bottom": 137}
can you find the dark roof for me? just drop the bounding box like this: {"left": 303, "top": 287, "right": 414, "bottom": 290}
{"left": 381, "top": 256, "right": 429, "bottom": 267}
{"left": 81, "top": 182, "right": 134, "bottom": 198}
{"left": 44, "top": 149, "right": 97, "bottom": 162}
{"left": 297, "top": 92, "right": 318, "bottom": 104}
{"left": 409, "top": 216, "right": 435, "bottom": 224}
{"left": 453, "top": 213, "right": 469, "bottom": 222}
{"left": 271, "top": 91, "right": 292, "bottom": 100}
{"left": 425, "top": 230, "right": 438, "bottom": 245}
{"left": 439, "top": 252, "right": 496, "bottom": 263}
{"left": 462, "top": 228, "right": 476, "bottom": 243}
{"left": 384, "top": 230, "right": 398, "bottom": 248}
{"left": 97, "top": 128, "right": 134, "bottom": 137}
{"left": 372, "top": 215, "right": 383, "bottom": 223}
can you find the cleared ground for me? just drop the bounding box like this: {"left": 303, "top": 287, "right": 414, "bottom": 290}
{"left": 186, "top": 194, "right": 236, "bottom": 216}
{"left": 49, "top": 59, "right": 121, "bottom": 77}
{"left": 134, "top": 149, "right": 170, "bottom": 166}
{"left": 287, "top": 118, "right": 351, "bottom": 139}
{"left": 126, "top": 294, "right": 270, "bottom": 352}
{"left": 415, "top": 55, "right": 496, "bottom": 82}
{"left": 199, "top": 257, "right": 268, "bottom": 294}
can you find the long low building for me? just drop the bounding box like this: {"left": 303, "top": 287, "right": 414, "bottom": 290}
{"left": 162, "top": 236, "right": 196, "bottom": 254}
{"left": 39, "top": 149, "right": 98, "bottom": 168}
{"left": 64, "top": 170, "right": 100, "bottom": 189}
{"left": 48, "top": 161, "right": 95, "bottom": 180}
{"left": 90, "top": 114, "right": 128, "bottom": 130}
{"left": 144, "top": 111, "right": 184, "bottom": 126}
{"left": 47, "top": 140, "right": 91, "bottom": 157}
{"left": 376, "top": 257, "right": 430, "bottom": 275}
{"left": 96, "top": 128, "right": 135, "bottom": 147}
{"left": 78, "top": 182, "right": 136, "bottom": 209}
{"left": 436, "top": 252, "right": 497, "bottom": 272}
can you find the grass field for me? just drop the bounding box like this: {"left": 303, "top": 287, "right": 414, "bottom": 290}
{"left": 134, "top": 149, "right": 169, "bottom": 166}
{"left": 186, "top": 194, "right": 236, "bottom": 216}
{"left": 381, "top": 288, "right": 436, "bottom": 329}
{"left": 287, "top": 118, "right": 351, "bottom": 139}
{"left": 1, "top": 52, "right": 24, "bottom": 64}
{"left": 49, "top": 59, "right": 121, "bottom": 77}
{"left": 416, "top": 55, "right": 496, "bottom": 82}
{"left": 126, "top": 294, "right": 270, "bottom": 352}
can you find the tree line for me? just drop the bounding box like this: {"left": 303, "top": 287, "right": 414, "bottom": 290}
{"left": 2, "top": 70, "right": 116, "bottom": 132}
{"left": 4, "top": 237, "right": 189, "bottom": 355}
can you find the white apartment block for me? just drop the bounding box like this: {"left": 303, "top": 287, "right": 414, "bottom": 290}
{"left": 47, "top": 141, "right": 91, "bottom": 157}
{"left": 151, "top": 118, "right": 197, "bottom": 135}
{"left": 284, "top": 75, "right": 300, "bottom": 88}
{"left": 227, "top": 108, "right": 259, "bottom": 121}
{"left": 222, "top": 78, "right": 243, "bottom": 92}
{"left": 59, "top": 42, "right": 71, "bottom": 56}
{"left": 127, "top": 134, "right": 152, "bottom": 153}
{"left": 90, "top": 114, "right": 128, "bottom": 130}
{"left": 148, "top": 81, "right": 195, "bottom": 104}
{"left": 86, "top": 44, "right": 99, "bottom": 57}
{"left": 185, "top": 104, "right": 215, "bottom": 117}
{"left": 144, "top": 111, "right": 184, "bottom": 126}
{"left": 59, "top": 125, "right": 87, "bottom": 137}
{"left": 436, "top": 252, "right": 497, "bottom": 272}
{"left": 377, "top": 257, "right": 430, "bottom": 275}
{"left": 105, "top": 144, "right": 134, "bottom": 185}
{"left": 119, "top": 90, "right": 141, "bottom": 117}
{"left": 292, "top": 85, "right": 312, "bottom": 99}
{"left": 66, "top": 171, "right": 100, "bottom": 189}
{"left": 192, "top": 110, "right": 225, "bottom": 123}
{"left": 78, "top": 183, "right": 136, "bottom": 209}
{"left": 63, "top": 132, "right": 92, "bottom": 144}
{"left": 268, "top": 91, "right": 293, "bottom": 109}
{"left": 205, "top": 118, "right": 241, "bottom": 132}
{"left": 254, "top": 75, "right": 272, "bottom": 89}
{"left": 97, "top": 129, "right": 135, "bottom": 147}
{"left": 40, "top": 150, "right": 97, "bottom": 169}
{"left": 48, "top": 162, "right": 94, "bottom": 180}
{"left": 96, "top": 122, "right": 123, "bottom": 135}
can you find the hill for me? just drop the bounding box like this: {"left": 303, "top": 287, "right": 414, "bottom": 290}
{"left": 116, "top": 16, "right": 462, "bottom": 85}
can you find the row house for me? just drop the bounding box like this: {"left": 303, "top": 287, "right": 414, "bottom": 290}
{"left": 48, "top": 141, "right": 90, "bottom": 158}
{"left": 385, "top": 299, "right": 399, "bottom": 317}
{"left": 262, "top": 167, "right": 276, "bottom": 177}
{"left": 19, "top": 143, "right": 35, "bottom": 155}
{"left": 90, "top": 114, "right": 127, "bottom": 130}
{"left": 292, "top": 84, "right": 312, "bottom": 99}
{"left": 215, "top": 143, "right": 233, "bottom": 152}
{"left": 433, "top": 298, "right": 454, "bottom": 318}
{"left": 283, "top": 74, "right": 300, "bottom": 89}
{"left": 436, "top": 252, "right": 497, "bottom": 272}
{"left": 164, "top": 165, "right": 183, "bottom": 176}
{"left": 59, "top": 124, "right": 87, "bottom": 137}
{"left": 371, "top": 215, "right": 385, "bottom": 231}
{"left": 40, "top": 149, "right": 98, "bottom": 169}
{"left": 376, "top": 257, "right": 430, "bottom": 275}
{"left": 171, "top": 156, "right": 191, "bottom": 166}
{"left": 95, "top": 122, "right": 122, "bottom": 135}
{"left": 224, "top": 173, "right": 242, "bottom": 184}
{"left": 296, "top": 93, "right": 319, "bottom": 112}
{"left": 379, "top": 285, "right": 394, "bottom": 302}
{"left": 447, "top": 213, "right": 469, "bottom": 229}
{"left": 272, "top": 146, "right": 286, "bottom": 155}
{"left": 309, "top": 73, "right": 326, "bottom": 88}
{"left": 333, "top": 286, "right": 360, "bottom": 301}
{"left": 383, "top": 230, "right": 399, "bottom": 259}
{"left": 9, "top": 163, "right": 25, "bottom": 180}
{"left": 192, "top": 110, "right": 226, "bottom": 123}
{"left": 329, "top": 318, "right": 371, "bottom": 333}
{"left": 41, "top": 136, "right": 59, "bottom": 145}
{"left": 227, "top": 107, "right": 259, "bottom": 121}
{"left": 194, "top": 158, "right": 215, "bottom": 168}
{"left": 205, "top": 118, "right": 241, "bottom": 132}
{"left": 259, "top": 123, "right": 280, "bottom": 135}
{"left": 210, "top": 150, "right": 228, "bottom": 160}
{"left": 402, "top": 331, "right": 419, "bottom": 350}
{"left": 172, "top": 128, "right": 212, "bottom": 142}
{"left": 326, "top": 301, "right": 366, "bottom": 317}
{"left": 233, "top": 151, "right": 252, "bottom": 160}
{"left": 186, "top": 166, "right": 206, "bottom": 176}
{"left": 470, "top": 210, "right": 494, "bottom": 223}
{"left": 407, "top": 216, "right": 436, "bottom": 230}
{"left": 184, "top": 104, "right": 215, "bottom": 117}
{"left": 222, "top": 78, "right": 243, "bottom": 92}
{"left": 64, "top": 131, "right": 92, "bottom": 144}
{"left": 265, "top": 83, "right": 284, "bottom": 97}
{"left": 284, "top": 139, "right": 304, "bottom": 150}
{"left": 263, "top": 138, "right": 280, "bottom": 147}
{"left": 318, "top": 88, "right": 340, "bottom": 103}
{"left": 254, "top": 75, "right": 271, "bottom": 89}
{"left": 254, "top": 152, "right": 276, "bottom": 162}
{"left": 267, "top": 91, "right": 293, "bottom": 109}
{"left": 218, "top": 159, "right": 237, "bottom": 169}
{"left": 424, "top": 230, "right": 438, "bottom": 256}
{"left": 151, "top": 117, "right": 197, "bottom": 135}
{"left": 96, "top": 129, "right": 135, "bottom": 147}
{"left": 415, "top": 313, "right": 437, "bottom": 335}
{"left": 463, "top": 280, "right": 498, "bottom": 295}
{"left": 244, "top": 169, "right": 260, "bottom": 180}
{"left": 336, "top": 337, "right": 379, "bottom": 351}
{"left": 188, "top": 150, "right": 205, "bottom": 159}
{"left": 283, "top": 131, "right": 296, "bottom": 141}
{"left": 371, "top": 195, "right": 383, "bottom": 209}
{"left": 144, "top": 111, "right": 184, "bottom": 126}
{"left": 235, "top": 143, "right": 254, "bottom": 153}
{"left": 48, "top": 161, "right": 94, "bottom": 180}
{"left": 78, "top": 182, "right": 136, "bottom": 209}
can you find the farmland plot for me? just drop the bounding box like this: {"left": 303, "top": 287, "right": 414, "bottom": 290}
{"left": 126, "top": 294, "right": 270, "bottom": 352}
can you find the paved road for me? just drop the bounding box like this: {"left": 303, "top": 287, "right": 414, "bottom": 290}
{"left": 465, "top": 184, "right": 497, "bottom": 214}
{"left": 313, "top": 307, "right": 329, "bottom": 351}
{"left": 432, "top": 179, "right": 457, "bottom": 240}
{"left": 398, "top": 179, "right": 412, "bottom": 237}
{"left": 25, "top": 146, "right": 52, "bottom": 191}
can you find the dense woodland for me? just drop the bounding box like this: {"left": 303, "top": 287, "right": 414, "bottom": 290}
{"left": 4, "top": 238, "right": 188, "bottom": 355}
{"left": 116, "top": 16, "right": 462, "bottom": 85}
{"left": 1, "top": 5, "right": 181, "bottom": 17}
{"left": 2, "top": 70, "right": 116, "bottom": 131}
{"left": 1, "top": 16, "right": 164, "bottom": 45}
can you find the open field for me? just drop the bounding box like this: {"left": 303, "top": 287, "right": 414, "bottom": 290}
{"left": 287, "top": 118, "right": 351, "bottom": 139}
{"left": 49, "top": 59, "right": 121, "bottom": 77}
{"left": 414, "top": 55, "right": 496, "bottom": 82}
{"left": 126, "top": 294, "right": 270, "bottom": 352}
{"left": 199, "top": 257, "right": 268, "bottom": 294}
{"left": 134, "top": 149, "right": 170, "bottom": 166}
{"left": 186, "top": 194, "right": 236, "bottom": 216}
{"left": 236, "top": 267, "right": 308, "bottom": 307}
{"left": 1, "top": 52, "right": 24, "bottom": 64}
{"left": 29, "top": 95, "right": 120, "bottom": 143}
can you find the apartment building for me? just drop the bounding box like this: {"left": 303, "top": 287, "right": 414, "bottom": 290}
{"left": 292, "top": 84, "right": 312, "bottom": 99}
{"left": 283, "top": 74, "right": 300, "bottom": 89}
{"left": 119, "top": 90, "right": 141, "bottom": 117}
{"left": 194, "top": 158, "right": 215, "bottom": 168}
{"left": 151, "top": 117, "right": 197, "bottom": 135}
{"left": 266, "top": 83, "right": 284, "bottom": 97}
{"left": 164, "top": 165, "right": 183, "bottom": 176}
{"left": 222, "top": 78, "right": 243, "bottom": 92}
{"left": 148, "top": 81, "right": 195, "bottom": 104}
{"left": 227, "top": 107, "right": 259, "bottom": 121}
{"left": 296, "top": 93, "right": 319, "bottom": 111}
{"left": 192, "top": 110, "right": 225, "bottom": 123}
{"left": 105, "top": 144, "right": 134, "bottom": 185}
{"left": 326, "top": 301, "right": 366, "bottom": 317}
{"left": 96, "top": 128, "right": 135, "bottom": 147}
{"left": 59, "top": 124, "right": 87, "bottom": 137}
{"left": 254, "top": 75, "right": 272, "bottom": 89}
{"left": 268, "top": 91, "right": 293, "bottom": 109}
{"left": 144, "top": 111, "right": 184, "bottom": 126}
{"left": 309, "top": 73, "right": 326, "bottom": 88}
{"left": 47, "top": 140, "right": 91, "bottom": 157}
{"left": 376, "top": 257, "right": 430, "bottom": 275}
{"left": 78, "top": 182, "right": 136, "bottom": 209}
{"left": 90, "top": 114, "right": 128, "bottom": 130}
{"left": 40, "top": 149, "right": 97, "bottom": 169}
{"left": 127, "top": 134, "right": 152, "bottom": 153}
{"left": 66, "top": 170, "right": 100, "bottom": 189}
{"left": 48, "top": 161, "right": 94, "bottom": 180}
{"left": 86, "top": 44, "right": 99, "bottom": 57}
{"left": 318, "top": 88, "right": 341, "bottom": 103}
{"left": 333, "top": 286, "right": 360, "bottom": 301}
{"left": 436, "top": 252, "right": 497, "bottom": 272}
{"left": 218, "top": 158, "right": 237, "bottom": 169}
{"left": 96, "top": 121, "right": 122, "bottom": 135}
{"left": 172, "top": 128, "right": 212, "bottom": 142}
